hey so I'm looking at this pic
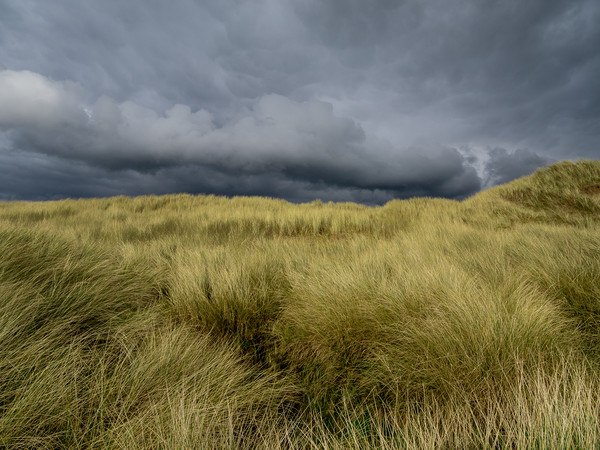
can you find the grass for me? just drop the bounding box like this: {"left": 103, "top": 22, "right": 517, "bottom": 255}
{"left": 0, "top": 159, "right": 599, "bottom": 448}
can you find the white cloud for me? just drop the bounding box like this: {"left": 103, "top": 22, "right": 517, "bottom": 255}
{"left": 0, "top": 70, "right": 85, "bottom": 128}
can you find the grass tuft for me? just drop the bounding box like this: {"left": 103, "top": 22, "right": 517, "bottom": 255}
{"left": 1, "top": 160, "right": 599, "bottom": 448}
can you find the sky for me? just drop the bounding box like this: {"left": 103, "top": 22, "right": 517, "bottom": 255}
{"left": 0, "top": 0, "right": 598, "bottom": 203}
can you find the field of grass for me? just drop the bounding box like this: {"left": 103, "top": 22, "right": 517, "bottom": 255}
{"left": 1, "top": 160, "right": 599, "bottom": 449}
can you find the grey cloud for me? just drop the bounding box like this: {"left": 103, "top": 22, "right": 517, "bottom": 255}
{"left": 0, "top": 147, "right": 474, "bottom": 205}
{"left": 0, "top": 148, "right": 126, "bottom": 200}
{"left": 484, "top": 148, "right": 552, "bottom": 187}
{"left": 0, "top": 69, "right": 480, "bottom": 202}
{"left": 0, "top": 0, "right": 598, "bottom": 202}
{"left": 291, "top": 0, "right": 600, "bottom": 158}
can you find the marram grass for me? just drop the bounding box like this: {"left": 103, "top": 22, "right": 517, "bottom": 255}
{"left": 1, "top": 160, "right": 600, "bottom": 449}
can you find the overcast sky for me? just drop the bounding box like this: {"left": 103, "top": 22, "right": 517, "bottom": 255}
{"left": 1, "top": 0, "right": 598, "bottom": 203}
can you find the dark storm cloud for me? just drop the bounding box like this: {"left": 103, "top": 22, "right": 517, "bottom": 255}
{"left": 0, "top": 141, "right": 474, "bottom": 205}
{"left": 0, "top": 70, "right": 480, "bottom": 202}
{"left": 484, "top": 148, "right": 553, "bottom": 187}
{"left": 0, "top": 0, "right": 598, "bottom": 202}
{"left": 294, "top": 0, "right": 600, "bottom": 158}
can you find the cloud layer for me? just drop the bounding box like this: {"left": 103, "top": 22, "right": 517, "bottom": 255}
{"left": 1, "top": 0, "right": 597, "bottom": 202}
{"left": 0, "top": 69, "right": 484, "bottom": 202}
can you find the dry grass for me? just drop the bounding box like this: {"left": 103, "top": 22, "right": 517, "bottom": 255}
{"left": 1, "top": 160, "right": 599, "bottom": 448}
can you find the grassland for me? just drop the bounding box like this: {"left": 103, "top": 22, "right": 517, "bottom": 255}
{"left": 1, "top": 160, "right": 599, "bottom": 449}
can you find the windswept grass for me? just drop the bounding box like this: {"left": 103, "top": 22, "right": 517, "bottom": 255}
{"left": 1, "top": 160, "right": 599, "bottom": 448}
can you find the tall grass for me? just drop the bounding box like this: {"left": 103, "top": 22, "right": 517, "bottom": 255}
{"left": 1, "top": 160, "right": 599, "bottom": 448}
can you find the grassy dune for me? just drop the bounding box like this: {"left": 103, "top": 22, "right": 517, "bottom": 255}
{"left": 1, "top": 160, "right": 599, "bottom": 448}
